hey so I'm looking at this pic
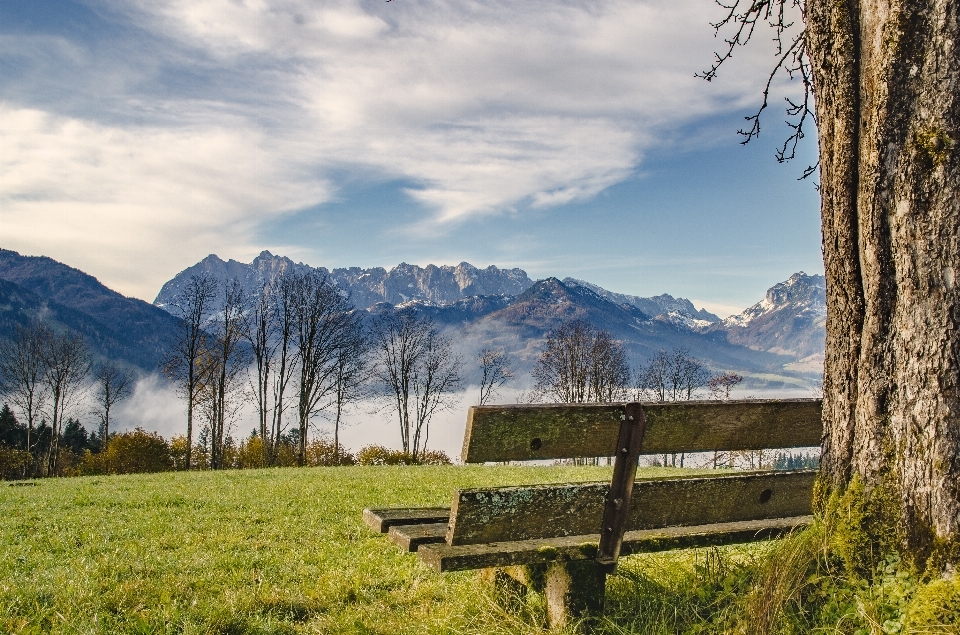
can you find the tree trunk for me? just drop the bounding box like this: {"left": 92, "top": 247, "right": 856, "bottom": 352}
{"left": 807, "top": 0, "right": 959, "bottom": 564}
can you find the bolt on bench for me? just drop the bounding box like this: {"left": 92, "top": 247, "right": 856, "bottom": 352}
{"left": 363, "top": 398, "right": 822, "bottom": 629}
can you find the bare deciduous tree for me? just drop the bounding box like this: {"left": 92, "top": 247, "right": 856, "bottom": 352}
{"left": 371, "top": 309, "right": 462, "bottom": 461}
{"left": 0, "top": 321, "right": 49, "bottom": 471}
{"left": 637, "top": 347, "right": 710, "bottom": 467}
{"left": 588, "top": 330, "right": 632, "bottom": 403}
{"left": 198, "top": 280, "right": 249, "bottom": 470}
{"left": 708, "top": 372, "right": 744, "bottom": 401}
{"left": 39, "top": 329, "right": 91, "bottom": 475}
{"left": 533, "top": 320, "right": 631, "bottom": 404}
{"left": 478, "top": 348, "right": 513, "bottom": 405}
{"left": 163, "top": 274, "right": 218, "bottom": 469}
{"left": 246, "top": 280, "right": 275, "bottom": 463}
{"left": 636, "top": 348, "right": 709, "bottom": 403}
{"left": 244, "top": 274, "right": 298, "bottom": 465}
{"left": 636, "top": 349, "right": 670, "bottom": 403}
{"left": 328, "top": 324, "right": 370, "bottom": 464}
{"left": 533, "top": 320, "right": 592, "bottom": 404}
{"left": 290, "top": 270, "right": 362, "bottom": 467}
{"left": 674, "top": 349, "right": 711, "bottom": 402}
{"left": 92, "top": 362, "right": 135, "bottom": 450}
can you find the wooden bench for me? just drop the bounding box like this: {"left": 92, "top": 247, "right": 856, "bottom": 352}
{"left": 363, "top": 398, "right": 822, "bottom": 629}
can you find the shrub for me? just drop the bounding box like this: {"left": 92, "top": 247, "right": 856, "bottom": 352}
{"left": 304, "top": 437, "right": 355, "bottom": 466}
{"left": 78, "top": 428, "right": 173, "bottom": 475}
{"left": 356, "top": 445, "right": 450, "bottom": 465}
{"left": 418, "top": 449, "right": 452, "bottom": 465}
{"left": 236, "top": 436, "right": 268, "bottom": 469}
{"left": 0, "top": 445, "right": 33, "bottom": 480}
{"left": 169, "top": 435, "right": 189, "bottom": 470}
{"left": 356, "top": 445, "right": 411, "bottom": 465}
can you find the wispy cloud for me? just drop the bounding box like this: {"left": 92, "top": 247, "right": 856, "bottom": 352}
{"left": 1, "top": 0, "right": 794, "bottom": 298}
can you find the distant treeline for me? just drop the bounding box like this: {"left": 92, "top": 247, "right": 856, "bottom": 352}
{"left": 772, "top": 451, "right": 820, "bottom": 470}
{"left": 0, "top": 404, "right": 450, "bottom": 480}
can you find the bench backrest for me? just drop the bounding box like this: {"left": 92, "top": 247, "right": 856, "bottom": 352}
{"left": 461, "top": 398, "right": 822, "bottom": 462}
{"left": 450, "top": 398, "right": 822, "bottom": 550}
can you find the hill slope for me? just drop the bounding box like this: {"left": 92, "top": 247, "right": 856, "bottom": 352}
{"left": 0, "top": 249, "right": 180, "bottom": 370}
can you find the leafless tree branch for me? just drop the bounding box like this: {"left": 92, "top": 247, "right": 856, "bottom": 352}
{"left": 697, "top": 0, "right": 818, "bottom": 181}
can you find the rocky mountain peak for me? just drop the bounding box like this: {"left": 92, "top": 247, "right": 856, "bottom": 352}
{"left": 765, "top": 271, "right": 826, "bottom": 307}
{"left": 153, "top": 255, "right": 536, "bottom": 309}
{"left": 707, "top": 272, "right": 826, "bottom": 360}
{"left": 723, "top": 272, "right": 826, "bottom": 329}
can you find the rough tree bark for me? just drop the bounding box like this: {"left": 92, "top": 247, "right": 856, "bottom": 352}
{"left": 807, "top": 0, "right": 959, "bottom": 562}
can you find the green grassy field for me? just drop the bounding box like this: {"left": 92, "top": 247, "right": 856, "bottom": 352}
{"left": 2, "top": 464, "right": 719, "bottom": 635}
{"left": 6, "top": 466, "right": 955, "bottom": 635}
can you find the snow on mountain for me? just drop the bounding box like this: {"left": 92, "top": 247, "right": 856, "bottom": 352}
{"left": 154, "top": 253, "right": 534, "bottom": 309}
{"left": 152, "top": 254, "right": 825, "bottom": 380}
{"left": 563, "top": 278, "right": 720, "bottom": 323}
{"left": 0, "top": 248, "right": 827, "bottom": 396}
{"left": 154, "top": 251, "right": 312, "bottom": 309}
{"left": 461, "top": 277, "right": 795, "bottom": 380}
{"left": 706, "top": 272, "right": 826, "bottom": 360}
{"left": 655, "top": 311, "right": 716, "bottom": 331}
{"left": 721, "top": 272, "right": 826, "bottom": 328}
{"left": 155, "top": 253, "right": 725, "bottom": 329}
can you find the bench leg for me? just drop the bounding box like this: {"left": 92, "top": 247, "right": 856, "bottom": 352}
{"left": 544, "top": 560, "right": 606, "bottom": 631}
{"left": 482, "top": 562, "right": 605, "bottom": 631}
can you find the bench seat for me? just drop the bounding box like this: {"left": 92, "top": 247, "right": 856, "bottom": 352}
{"left": 361, "top": 507, "right": 450, "bottom": 533}
{"left": 388, "top": 522, "right": 449, "bottom": 551}
{"left": 418, "top": 514, "right": 813, "bottom": 572}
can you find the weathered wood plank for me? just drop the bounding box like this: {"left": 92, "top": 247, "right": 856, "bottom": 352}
{"left": 447, "top": 470, "right": 816, "bottom": 545}
{"left": 388, "top": 522, "right": 449, "bottom": 552}
{"left": 461, "top": 399, "right": 822, "bottom": 462}
{"left": 419, "top": 515, "right": 812, "bottom": 572}
{"left": 362, "top": 507, "right": 450, "bottom": 533}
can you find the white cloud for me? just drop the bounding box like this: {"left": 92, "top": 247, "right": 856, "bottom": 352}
{"left": 2, "top": 0, "right": 798, "bottom": 298}
{"left": 0, "top": 106, "right": 331, "bottom": 297}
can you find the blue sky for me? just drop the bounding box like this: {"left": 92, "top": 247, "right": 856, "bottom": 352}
{"left": 1, "top": 0, "right": 820, "bottom": 316}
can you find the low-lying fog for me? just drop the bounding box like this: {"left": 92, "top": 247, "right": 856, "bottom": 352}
{"left": 106, "top": 374, "right": 816, "bottom": 463}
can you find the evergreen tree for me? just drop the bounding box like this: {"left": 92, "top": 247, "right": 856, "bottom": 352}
{"left": 0, "top": 404, "right": 25, "bottom": 449}
{"left": 61, "top": 418, "right": 90, "bottom": 455}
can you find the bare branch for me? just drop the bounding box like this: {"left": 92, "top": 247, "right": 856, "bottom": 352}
{"left": 371, "top": 309, "right": 462, "bottom": 461}
{"left": 533, "top": 320, "right": 630, "bottom": 404}
{"left": 698, "top": 0, "right": 816, "bottom": 178}
{"left": 478, "top": 348, "right": 513, "bottom": 406}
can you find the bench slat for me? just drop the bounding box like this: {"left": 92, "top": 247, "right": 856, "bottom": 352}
{"left": 388, "top": 522, "right": 449, "bottom": 552}
{"left": 461, "top": 399, "right": 822, "bottom": 462}
{"left": 362, "top": 507, "right": 451, "bottom": 533}
{"left": 447, "top": 470, "right": 816, "bottom": 545}
{"left": 419, "top": 515, "right": 812, "bottom": 572}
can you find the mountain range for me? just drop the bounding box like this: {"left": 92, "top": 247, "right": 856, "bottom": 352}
{"left": 155, "top": 251, "right": 724, "bottom": 325}
{"left": 154, "top": 252, "right": 825, "bottom": 388}
{"left": 0, "top": 248, "right": 826, "bottom": 389}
